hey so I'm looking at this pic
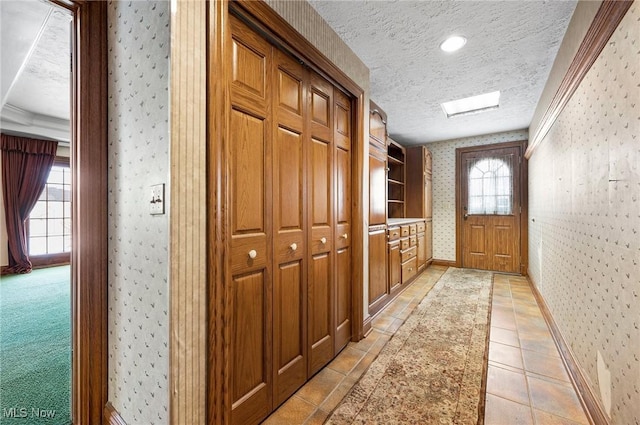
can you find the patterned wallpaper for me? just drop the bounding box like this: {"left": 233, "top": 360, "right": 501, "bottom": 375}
{"left": 528, "top": 5, "right": 639, "bottom": 425}
{"left": 427, "top": 130, "right": 529, "bottom": 261}
{"left": 107, "top": 1, "right": 170, "bottom": 424}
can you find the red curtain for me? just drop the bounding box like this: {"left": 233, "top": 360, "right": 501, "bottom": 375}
{"left": 1, "top": 134, "right": 58, "bottom": 274}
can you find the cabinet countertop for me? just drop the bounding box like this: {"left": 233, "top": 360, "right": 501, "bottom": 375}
{"left": 387, "top": 218, "right": 425, "bottom": 226}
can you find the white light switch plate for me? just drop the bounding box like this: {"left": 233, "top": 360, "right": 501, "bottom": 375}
{"left": 150, "top": 184, "right": 165, "bottom": 215}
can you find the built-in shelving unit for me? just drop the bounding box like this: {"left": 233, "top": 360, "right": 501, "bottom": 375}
{"left": 387, "top": 138, "right": 406, "bottom": 218}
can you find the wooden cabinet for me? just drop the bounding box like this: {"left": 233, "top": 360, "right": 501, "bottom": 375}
{"left": 369, "top": 100, "right": 387, "bottom": 150}
{"left": 228, "top": 15, "right": 354, "bottom": 424}
{"left": 368, "top": 226, "right": 388, "bottom": 316}
{"left": 387, "top": 139, "right": 406, "bottom": 218}
{"left": 406, "top": 146, "right": 433, "bottom": 219}
{"left": 369, "top": 147, "right": 387, "bottom": 226}
{"left": 388, "top": 238, "right": 401, "bottom": 293}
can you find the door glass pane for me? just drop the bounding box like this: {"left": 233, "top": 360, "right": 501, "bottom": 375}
{"left": 467, "top": 155, "right": 513, "bottom": 215}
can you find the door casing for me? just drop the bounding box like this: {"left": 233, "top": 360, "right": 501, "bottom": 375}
{"left": 455, "top": 140, "right": 528, "bottom": 274}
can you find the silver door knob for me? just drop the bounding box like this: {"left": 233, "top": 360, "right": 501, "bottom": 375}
{"left": 248, "top": 250, "right": 257, "bottom": 259}
{"left": 290, "top": 243, "right": 297, "bottom": 251}
{"left": 320, "top": 237, "right": 327, "bottom": 244}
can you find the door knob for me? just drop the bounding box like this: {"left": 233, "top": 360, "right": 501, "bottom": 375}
{"left": 464, "top": 213, "right": 469, "bottom": 220}
{"left": 248, "top": 249, "right": 257, "bottom": 259}
{"left": 290, "top": 243, "right": 297, "bottom": 251}
{"left": 320, "top": 237, "right": 327, "bottom": 244}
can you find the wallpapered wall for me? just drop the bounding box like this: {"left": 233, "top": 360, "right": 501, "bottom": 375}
{"left": 107, "top": 1, "right": 170, "bottom": 424}
{"left": 428, "top": 129, "right": 529, "bottom": 261}
{"left": 528, "top": 5, "right": 639, "bottom": 424}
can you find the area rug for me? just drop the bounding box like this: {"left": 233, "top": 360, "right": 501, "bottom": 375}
{"left": 327, "top": 267, "right": 493, "bottom": 425}
{"left": 0, "top": 266, "right": 71, "bottom": 425}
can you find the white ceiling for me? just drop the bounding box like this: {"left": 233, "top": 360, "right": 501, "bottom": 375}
{"left": 308, "top": 0, "right": 577, "bottom": 144}
{"left": 0, "top": 0, "right": 71, "bottom": 142}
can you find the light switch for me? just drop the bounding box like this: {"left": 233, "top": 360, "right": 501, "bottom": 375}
{"left": 150, "top": 184, "right": 165, "bottom": 215}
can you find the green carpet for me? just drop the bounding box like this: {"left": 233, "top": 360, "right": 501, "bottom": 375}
{"left": 0, "top": 266, "right": 71, "bottom": 425}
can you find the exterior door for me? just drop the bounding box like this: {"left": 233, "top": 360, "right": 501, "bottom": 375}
{"left": 460, "top": 144, "right": 522, "bottom": 273}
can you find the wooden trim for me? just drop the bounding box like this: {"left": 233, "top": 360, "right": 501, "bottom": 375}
{"left": 455, "top": 140, "right": 528, "bottom": 273}
{"left": 70, "top": 1, "right": 108, "bottom": 424}
{"left": 362, "top": 315, "right": 372, "bottom": 337}
{"left": 207, "top": 0, "right": 228, "bottom": 423}
{"left": 431, "top": 259, "right": 456, "bottom": 268}
{"left": 103, "top": 402, "right": 127, "bottom": 425}
{"left": 525, "top": 0, "right": 633, "bottom": 159}
{"left": 528, "top": 274, "right": 609, "bottom": 425}
{"left": 30, "top": 253, "right": 70, "bottom": 268}
{"left": 170, "top": 1, "right": 208, "bottom": 425}
{"left": 351, "top": 92, "right": 366, "bottom": 341}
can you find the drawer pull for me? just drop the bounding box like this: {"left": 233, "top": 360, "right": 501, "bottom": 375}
{"left": 320, "top": 237, "right": 327, "bottom": 244}
{"left": 290, "top": 243, "right": 297, "bottom": 251}
{"left": 248, "top": 250, "right": 257, "bottom": 259}
{"left": 408, "top": 268, "right": 413, "bottom": 272}
{"left": 341, "top": 233, "right": 348, "bottom": 239}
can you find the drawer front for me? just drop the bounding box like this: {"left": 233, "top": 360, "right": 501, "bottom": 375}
{"left": 388, "top": 227, "right": 400, "bottom": 241}
{"left": 409, "top": 224, "right": 417, "bottom": 235}
{"left": 402, "top": 257, "right": 418, "bottom": 284}
{"left": 401, "top": 246, "right": 416, "bottom": 263}
{"left": 417, "top": 221, "right": 425, "bottom": 233}
{"left": 410, "top": 235, "right": 417, "bottom": 247}
{"left": 400, "top": 238, "right": 410, "bottom": 250}
{"left": 400, "top": 225, "right": 410, "bottom": 237}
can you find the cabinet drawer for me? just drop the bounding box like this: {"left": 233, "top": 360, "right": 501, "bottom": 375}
{"left": 409, "top": 235, "right": 417, "bottom": 247}
{"left": 400, "top": 225, "right": 410, "bottom": 237}
{"left": 400, "top": 238, "right": 410, "bottom": 250}
{"left": 417, "top": 221, "right": 425, "bottom": 233}
{"left": 388, "top": 227, "right": 400, "bottom": 241}
{"left": 409, "top": 224, "right": 417, "bottom": 235}
{"left": 402, "top": 257, "right": 417, "bottom": 284}
{"left": 401, "top": 246, "right": 416, "bottom": 263}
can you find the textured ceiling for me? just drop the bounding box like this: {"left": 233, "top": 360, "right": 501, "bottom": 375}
{"left": 308, "top": 0, "right": 577, "bottom": 144}
{"left": 1, "top": 0, "right": 71, "bottom": 141}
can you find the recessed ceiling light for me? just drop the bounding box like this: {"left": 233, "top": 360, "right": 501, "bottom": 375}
{"left": 440, "top": 35, "right": 467, "bottom": 53}
{"left": 441, "top": 91, "right": 501, "bottom": 118}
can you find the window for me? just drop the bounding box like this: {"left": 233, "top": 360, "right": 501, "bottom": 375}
{"left": 28, "top": 161, "right": 71, "bottom": 257}
{"left": 467, "top": 155, "right": 513, "bottom": 215}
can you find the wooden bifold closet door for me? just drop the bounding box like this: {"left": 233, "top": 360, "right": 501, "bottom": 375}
{"left": 227, "top": 15, "right": 353, "bottom": 425}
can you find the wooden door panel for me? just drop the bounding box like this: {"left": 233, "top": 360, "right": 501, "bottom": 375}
{"left": 334, "top": 91, "right": 351, "bottom": 151}
{"left": 469, "top": 223, "right": 488, "bottom": 254}
{"left": 309, "top": 252, "right": 333, "bottom": 374}
{"left": 368, "top": 228, "right": 388, "bottom": 312}
{"left": 335, "top": 247, "right": 351, "bottom": 352}
{"left": 424, "top": 178, "right": 432, "bottom": 218}
{"left": 275, "top": 127, "right": 303, "bottom": 230}
{"left": 425, "top": 220, "right": 433, "bottom": 261}
{"left": 311, "top": 138, "right": 331, "bottom": 226}
{"left": 273, "top": 260, "right": 306, "bottom": 405}
{"left": 492, "top": 218, "right": 518, "bottom": 272}
{"left": 230, "top": 15, "right": 271, "bottom": 115}
{"left": 388, "top": 240, "right": 401, "bottom": 293}
{"left": 231, "top": 109, "right": 266, "bottom": 234}
{"left": 231, "top": 271, "right": 270, "bottom": 425}
{"left": 369, "top": 151, "right": 387, "bottom": 225}
{"left": 416, "top": 232, "right": 426, "bottom": 269}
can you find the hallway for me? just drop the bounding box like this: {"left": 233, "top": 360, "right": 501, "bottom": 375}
{"left": 263, "top": 266, "right": 590, "bottom": 424}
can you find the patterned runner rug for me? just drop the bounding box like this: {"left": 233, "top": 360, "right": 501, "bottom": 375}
{"left": 327, "top": 267, "right": 493, "bottom": 425}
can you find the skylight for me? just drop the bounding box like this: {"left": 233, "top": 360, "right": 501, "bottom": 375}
{"left": 441, "top": 91, "right": 501, "bottom": 118}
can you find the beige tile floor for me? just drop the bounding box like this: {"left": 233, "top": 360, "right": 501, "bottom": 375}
{"left": 485, "top": 274, "right": 589, "bottom": 425}
{"left": 263, "top": 267, "right": 590, "bottom": 424}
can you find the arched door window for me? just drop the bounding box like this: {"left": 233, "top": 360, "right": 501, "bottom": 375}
{"left": 467, "top": 155, "right": 513, "bottom": 215}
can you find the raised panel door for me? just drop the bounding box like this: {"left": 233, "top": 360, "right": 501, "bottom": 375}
{"left": 229, "top": 16, "right": 273, "bottom": 425}
{"left": 369, "top": 149, "right": 387, "bottom": 225}
{"left": 388, "top": 240, "right": 401, "bottom": 293}
{"left": 272, "top": 49, "right": 307, "bottom": 406}
{"left": 368, "top": 228, "right": 387, "bottom": 315}
{"left": 308, "top": 71, "right": 334, "bottom": 375}
{"left": 334, "top": 90, "right": 351, "bottom": 353}
{"left": 425, "top": 220, "right": 433, "bottom": 262}
{"left": 417, "top": 232, "right": 426, "bottom": 269}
